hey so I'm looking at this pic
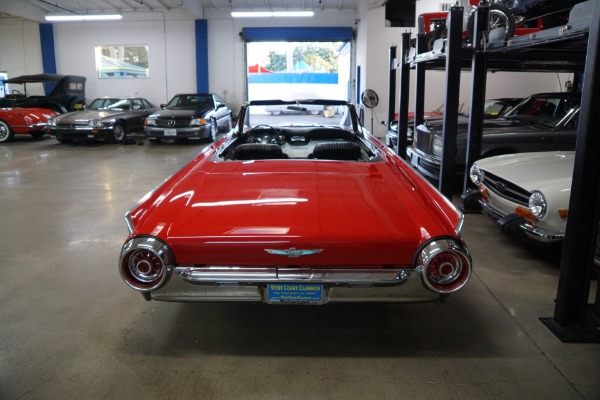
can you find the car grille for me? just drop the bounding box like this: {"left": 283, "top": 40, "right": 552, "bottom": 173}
{"left": 58, "top": 122, "right": 89, "bottom": 127}
{"left": 155, "top": 118, "right": 191, "bottom": 128}
{"left": 482, "top": 170, "right": 530, "bottom": 207}
{"left": 415, "top": 125, "right": 434, "bottom": 154}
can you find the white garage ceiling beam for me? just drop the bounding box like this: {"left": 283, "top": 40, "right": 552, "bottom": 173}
{"left": 0, "top": 1, "right": 48, "bottom": 22}
{"left": 178, "top": 0, "right": 204, "bottom": 17}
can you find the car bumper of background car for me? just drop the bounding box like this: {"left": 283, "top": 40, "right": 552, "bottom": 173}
{"left": 143, "top": 267, "right": 444, "bottom": 304}
{"left": 406, "top": 147, "right": 441, "bottom": 182}
{"left": 51, "top": 126, "right": 114, "bottom": 140}
{"left": 520, "top": 222, "right": 565, "bottom": 243}
{"left": 144, "top": 126, "right": 210, "bottom": 139}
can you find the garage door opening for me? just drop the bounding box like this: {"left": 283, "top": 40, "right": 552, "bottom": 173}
{"left": 242, "top": 27, "right": 354, "bottom": 105}
{"left": 247, "top": 41, "right": 351, "bottom": 105}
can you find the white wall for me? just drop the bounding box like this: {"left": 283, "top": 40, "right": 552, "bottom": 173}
{"left": 0, "top": 17, "right": 44, "bottom": 94}
{"left": 52, "top": 11, "right": 197, "bottom": 106}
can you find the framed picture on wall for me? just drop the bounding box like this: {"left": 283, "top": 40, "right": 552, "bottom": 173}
{"left": 95, "top": 45, "right": 149, "bottom": 78}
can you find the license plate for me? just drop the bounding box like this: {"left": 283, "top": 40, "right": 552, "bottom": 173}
{"left": 268, "top": 283, "right": 323, "bottom": 304}
{"left": 164, "top": 128, "right": 177, "bottom": 136}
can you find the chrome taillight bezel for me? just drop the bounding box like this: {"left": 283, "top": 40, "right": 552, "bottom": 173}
{"left": 414, "top": 237, "right": 472, "bottom": 294}
{"left": 119, "top": 236, "right": 175, "bottom": 291}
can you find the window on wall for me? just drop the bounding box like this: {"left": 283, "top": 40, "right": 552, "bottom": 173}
{"left": 94, "top": 45, "right": 149, "bottom": 78}
{"left": 385, "top": 0, "right": 417, "bottom": 27}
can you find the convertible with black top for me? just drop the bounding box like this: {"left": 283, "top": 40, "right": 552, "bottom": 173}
{"left": 119, "top": 99, "right": 472, "bottom": 304}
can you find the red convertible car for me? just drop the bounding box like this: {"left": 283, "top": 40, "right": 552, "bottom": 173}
{"left": 0, "top": 107, "right": 58, "bottom": 143}
{"left": 119, "top": 99, "right": 472, "bottom": 304}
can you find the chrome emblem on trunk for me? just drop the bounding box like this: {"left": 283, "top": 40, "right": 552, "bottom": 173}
{"left": 264, "top": 247, "right": 323, "bottom": 258}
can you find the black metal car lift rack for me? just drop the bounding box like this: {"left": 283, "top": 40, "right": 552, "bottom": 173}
{"left": 390, "top": 0, "right": 599, "bottom": 342}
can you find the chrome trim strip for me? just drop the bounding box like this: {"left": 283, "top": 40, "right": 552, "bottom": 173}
{"left": 176, "top": 266, "right": 410, "bottom": 285}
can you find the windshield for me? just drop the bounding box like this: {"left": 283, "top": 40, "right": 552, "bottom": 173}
{"left": 503, "top": 94, "right": 580, "bottom": 127}
{"left": 166, "top": 94, "right": 214, "bottom": 110}
{"left": 240, "top": 101, "right": 357, "bottom": 132}
{"left": 88, "top": 98, "right": 129, "bottom": 110}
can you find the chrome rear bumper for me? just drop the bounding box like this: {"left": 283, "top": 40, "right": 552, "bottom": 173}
{"left": 146, "top": 266, "right": 442, "bottom": 303}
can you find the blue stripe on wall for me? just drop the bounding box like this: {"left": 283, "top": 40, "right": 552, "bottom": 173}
{"left": 195, "top": 19, "right": 209, "bottom": 93}
{"left": 39, "top": 23, "right": 57, "bottom": 95}
{"left": 242, "top": 27, "right": 353, "bottom": 42}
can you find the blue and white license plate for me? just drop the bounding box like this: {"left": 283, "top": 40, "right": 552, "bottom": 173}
{"left": 268, "top": 283, "right": 323, "bottom": 304}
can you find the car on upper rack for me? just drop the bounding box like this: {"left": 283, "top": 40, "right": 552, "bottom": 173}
{"left": 1, "top": 73, "right": 86, "bottom": 113}
{"left": 46, "top": 97, "right": 158, "bottom": 144}
{"left": 386, "top": 98, "right": 521, "bottom": 152}
{"left": 468, "top": 151, "right": 573, "bottom": 244}
{"left": 406, "top": 92, "right": 581, "bottom": 183}
{"left": 143, "top": 93, "right": 232, "bottom": 143}
{"left": 0, "top": 107, "right": 59, "bottom": 143}
{"left": 119, "top": 99, "right": 473, "bottom": 304}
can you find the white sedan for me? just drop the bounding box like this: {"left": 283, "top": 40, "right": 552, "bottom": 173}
{"left": 468, "top": 151, "right": 574, "bottom": 243}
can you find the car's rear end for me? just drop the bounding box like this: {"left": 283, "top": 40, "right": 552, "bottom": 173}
{"left": 119, "top": 145, "right": 472, "bottom": 304}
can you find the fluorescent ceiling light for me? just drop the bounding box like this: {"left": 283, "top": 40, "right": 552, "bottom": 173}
{"left": 231, "top": 11, "right": 314, "bottom": 18}
{"left": 45, "top": 14, "right": 123, "bottom": 22}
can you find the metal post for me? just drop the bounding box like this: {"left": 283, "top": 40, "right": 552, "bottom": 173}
{"left": 388, "top": 46, "right": 397, "bottom": 134}
{"left": 397, "top": 32, "right": 411, "bottom": 159}
{"left": 541, "top": 0, "right": 600, "bottom": 342}
{"left": 414, "top": 33, "right": 427, "bottom": 129}
{"left": 439, "top": 6, "right": 463, "bottom": 198}
{"left": 462, "top": 4, "right": 489, "bottom": 198}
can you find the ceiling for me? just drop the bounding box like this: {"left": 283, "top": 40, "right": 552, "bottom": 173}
{"left": 4, "top": 0, "right": 368, "bottom": 22}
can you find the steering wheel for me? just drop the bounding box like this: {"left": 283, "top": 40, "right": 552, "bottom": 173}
{"left": 247, "top": 124, "right": 277, "bottom": 143}
{"left": 11, "top": 89, "right": 23, "bottom": 95}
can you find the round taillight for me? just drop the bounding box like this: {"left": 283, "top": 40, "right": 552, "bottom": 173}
{"left": 415, "top": 238, "right": 472, "bottom": 294}
{"left": 119, "top": 236, "right": 174, "bottom": 291}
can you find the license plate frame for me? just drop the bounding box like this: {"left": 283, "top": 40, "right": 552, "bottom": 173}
{"left": 267, "top": 283, "right": 323, "bottom": 305}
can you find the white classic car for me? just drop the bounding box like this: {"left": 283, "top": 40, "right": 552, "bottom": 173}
{"left": 468, "top": 151, "right": 574, "bottom": 243}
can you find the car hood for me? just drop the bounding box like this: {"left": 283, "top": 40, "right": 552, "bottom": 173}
{"left": 151, "top": 108, "right": 212, "bottom": 118}
{"left": 131, "top": 158, "right": 458, "bottom": 266}
{"left": 476, "top": 151, "right": 574, "bottom": 192}
{"left": 425, "top": 117, "right": 545, "bottom": 138}
{"left": 0, "top": 107, "right": 57, "bottom": 119}
{"left": 56, "top": 109, "right": 125, "bottom": 122}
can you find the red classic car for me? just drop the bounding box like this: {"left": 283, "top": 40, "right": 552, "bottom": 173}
{"left": 0, "top": 107, "right": 58, "bottom": 143}
{"left": 119, "top": 99, "right": 472, "bottom": 304}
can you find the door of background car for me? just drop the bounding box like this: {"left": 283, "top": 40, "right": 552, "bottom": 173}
{"left": 555, "top": 107, "right": 579, "bottom": 147}
{"left": 130, "top": 98, "right": 153, "bottom": 131}
{"left": 212, "top": 94, "right": 231, "bottom": 128}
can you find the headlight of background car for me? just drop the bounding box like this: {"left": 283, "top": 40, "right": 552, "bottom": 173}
{"left": 469, "top": 163, "right": 483, "bottom": 185}
{"left": 529, "top": 191, "right": 547, "bottom": 218}
{"left": 432, "top": 136, "right": 443, "bottom": 157}
{"left": 407, "top": 127, "right": 413, "bottom": 142}
{"left": 145, "top": 117, "right": 156, "bottom": 126}
{"left": 88, "top": 119, "right": 104, "bottom": 128}
{"left": 47, "top": 118, "right": 56, "bottom": 127}
{"left": 190, "top": 118, "right": 207, "bottom": 127}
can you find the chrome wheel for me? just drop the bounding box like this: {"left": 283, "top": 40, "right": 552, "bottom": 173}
{"left": 112, "top": 123, "right": 126, "bottom": 143}
{"left": 0, "top": 120, "right": 14, "bottom": 143}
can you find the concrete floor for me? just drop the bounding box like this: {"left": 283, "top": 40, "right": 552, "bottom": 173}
{"left": 1, "top": 135, "right": 599, "bottom": 400}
